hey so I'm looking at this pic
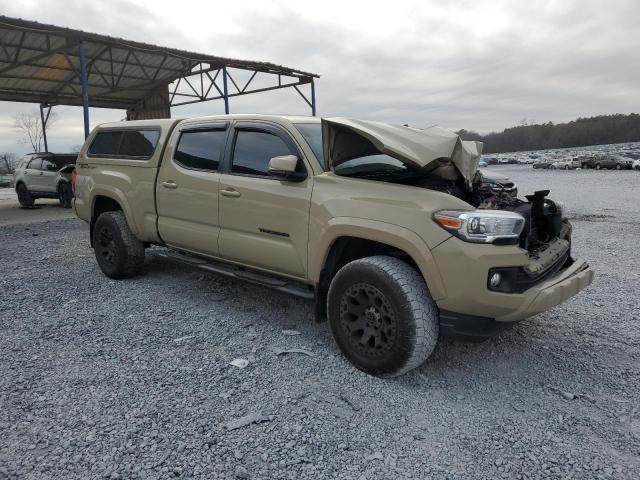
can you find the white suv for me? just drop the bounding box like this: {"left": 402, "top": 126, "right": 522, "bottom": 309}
{"left": 13, "top": 153, "right": 76, "bottom": 208}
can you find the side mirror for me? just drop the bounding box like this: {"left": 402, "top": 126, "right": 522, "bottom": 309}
{"left": 268, "top": 155, "right": 307, "bottom": 182}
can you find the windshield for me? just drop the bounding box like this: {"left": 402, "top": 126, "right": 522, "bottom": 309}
{"left": 293, "top": 122, "right": 414, "bottom": 178}
{"left": 294, "top": 123, "right": 324, "bottom": 163}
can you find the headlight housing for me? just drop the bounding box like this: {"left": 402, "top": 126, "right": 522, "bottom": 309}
{"left": 433, "top": 209, "right": 525, "bottom": 244}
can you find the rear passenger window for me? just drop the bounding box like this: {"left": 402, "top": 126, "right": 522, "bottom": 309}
{"left": 120, "top": 130, "right": 160, "bottom": 158}
{"left": 232, "top": 130, "right": 294, "bottom": 176}
{"left": 174, "top": 129, "right": 226, "bottom": 171}
{"left": 89, "top": 131, "right": 122, "bottom": 156}
{"left": 88, "top": 129, "right": 160, "bottom": 159}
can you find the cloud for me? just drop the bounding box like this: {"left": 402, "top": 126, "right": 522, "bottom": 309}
{"left": 0, "top": 0, "right": 638, "bottom": 155}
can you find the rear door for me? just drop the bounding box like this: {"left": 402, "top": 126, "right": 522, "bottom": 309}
{"left": 156, "top": 121, "right": 229, "bottom": 256}
{"left": 40, "top": 158, "right": 59, "bottom": 193}
{"left": 217, "top": 122, "right": 313, "bottom": 278}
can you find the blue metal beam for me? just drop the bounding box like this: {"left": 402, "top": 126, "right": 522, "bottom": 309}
{"left": 78, "top": 42, "right": 90, "bottom": 138}
{"left": 311, "top": 79, "right": 316, "bottom": 116}
{"left": 222, "top": 65, "right": 229, "bottom": 114}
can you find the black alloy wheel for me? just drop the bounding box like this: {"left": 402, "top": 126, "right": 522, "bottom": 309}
{"left": 339, "top": 282, "right": 398, "bottom": 357}
{"left": 96, "top": 225, "right": 118, "bottom": 268}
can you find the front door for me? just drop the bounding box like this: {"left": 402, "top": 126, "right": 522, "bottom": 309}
{"left": 23, "top": 158, "right": 42, "bottom": 191}
{"left": 218, "top": 122, "right": 313, "bottom": 279}
{"left": 156, "top": 122, "right": 229, "bottom": 256}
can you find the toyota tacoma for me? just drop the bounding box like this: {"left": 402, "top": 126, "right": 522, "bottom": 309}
{"left": 73, "top": 115, "right": 593, "bottom": 377}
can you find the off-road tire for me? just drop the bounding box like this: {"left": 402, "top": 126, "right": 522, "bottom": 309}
{"left": 58, "top": 182, "right": 72, "bottom": 208}
{"left": 327, "top": 255, "right": 439, "bottom": 378}
{"left": 92, "top": 211, "right": 145, "bottom": 279}
{"left": 16, "top": 183, "right": 34, "bottom": 207}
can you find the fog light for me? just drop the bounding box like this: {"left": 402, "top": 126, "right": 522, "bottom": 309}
{"left": 489, "top": 273, "right": 502, "bottom": 288}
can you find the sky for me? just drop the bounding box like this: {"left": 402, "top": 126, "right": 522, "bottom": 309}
{"left": 1, "top": 0, "right": 639, "bottom": 156}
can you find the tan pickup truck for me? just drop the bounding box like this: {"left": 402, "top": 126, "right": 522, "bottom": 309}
{"left": 73, "top": 115, "right": 593, "bottom": 377}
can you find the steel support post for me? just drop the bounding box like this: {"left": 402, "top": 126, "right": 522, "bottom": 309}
{"left": 311, "top": 79, "right": 316, "bottom": 116}
{"left": 78, "top": 42, "right": 90, "bottom": 138}
{"left": 40, "top": 103, "right": 49, "bottom": 152}
{"left": 222, "top": 66, "right": 230, "bottom": 114}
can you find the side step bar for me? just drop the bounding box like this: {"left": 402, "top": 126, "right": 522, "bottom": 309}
{"left": 153, "top": 249, "right": 315, "bottom": 300}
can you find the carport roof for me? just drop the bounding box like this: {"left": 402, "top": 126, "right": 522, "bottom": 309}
{"left": 0, "top": 16, "right": 319, "bottom": 110}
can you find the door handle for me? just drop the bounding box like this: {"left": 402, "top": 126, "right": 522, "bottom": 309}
{"left": 220, "top": 188, "right": 241, "bottom": 198}
{"left": 161, "top": 180, "right": 178, "bottom": 189}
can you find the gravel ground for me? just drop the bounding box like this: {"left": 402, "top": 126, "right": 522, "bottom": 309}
{"left": 1, "top": 167, "right": 639, "bottom": 479}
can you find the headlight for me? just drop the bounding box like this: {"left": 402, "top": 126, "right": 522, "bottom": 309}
{"left": 433, "top": 210, "right": 525, "bottom": 244}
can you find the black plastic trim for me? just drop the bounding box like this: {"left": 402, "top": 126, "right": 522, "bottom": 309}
{"left": 439, "top": 310, "right": 513, "bottom": 342}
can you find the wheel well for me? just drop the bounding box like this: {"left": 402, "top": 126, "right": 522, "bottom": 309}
{"left": 90, "top": 196, "right": 123, "bottom": 246}
{"left": 314, "top": 236, "right": 420, "bottom": 321}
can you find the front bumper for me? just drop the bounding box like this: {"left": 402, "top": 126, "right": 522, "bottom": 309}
{"left": 432, "top": 237, "right": 594, "bottom": 323}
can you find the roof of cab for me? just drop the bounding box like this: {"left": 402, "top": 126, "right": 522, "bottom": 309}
{"left": 95, "top": 118, "right": 182, "bottom": 130}
{"left": 95, "top": 114, "right": 320, "bottom": 131}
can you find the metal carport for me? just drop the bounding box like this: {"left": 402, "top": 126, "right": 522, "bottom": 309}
{"left": 0, "top": 16, "right": 319, "bottom": 147}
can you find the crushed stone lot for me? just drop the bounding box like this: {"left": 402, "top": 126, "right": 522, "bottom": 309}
{"left": 1, "top": 166, "right": 639, "bottom": 479}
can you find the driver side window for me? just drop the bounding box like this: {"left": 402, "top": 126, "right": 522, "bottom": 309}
{"left": 27, "top": 159, "right": 42, "bottom": 170}
{"left": 231, "top": 130, "right": 295, "bottom": 177}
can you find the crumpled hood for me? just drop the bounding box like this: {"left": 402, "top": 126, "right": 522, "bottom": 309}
{"left": 322, "top": 117, "right": 483, "bottom": 188}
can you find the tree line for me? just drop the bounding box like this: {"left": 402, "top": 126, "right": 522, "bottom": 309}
{"left": 458, "top": 113, "right": 640, "bottom": 153}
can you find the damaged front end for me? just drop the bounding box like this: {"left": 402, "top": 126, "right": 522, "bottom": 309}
{"left": 322, "top": 117, "right": 575, "bottom": 294}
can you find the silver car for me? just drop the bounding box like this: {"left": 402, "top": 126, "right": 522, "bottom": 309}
{"left": 13, "top": 153, "right": 76, "bottom": 208}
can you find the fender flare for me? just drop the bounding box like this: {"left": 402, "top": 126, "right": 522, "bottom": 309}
{"left": 90, "top": 186, "right": 139, "bottom": 236}
{"left": 310, "top": 217, "right": 447, "bottom": 301}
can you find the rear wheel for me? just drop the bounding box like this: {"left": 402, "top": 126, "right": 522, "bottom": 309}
{"left": 564, "top": 165, "right": 570, "bottom": 170}
{"left": 595, "top": 163, "right": 601, "bottom": 170}
{"left": 16, "top": 183, "right": 34, "bottom": 207}
{"left": 58, "top": 183, "right": 72, "bottom": 208}
{"left": 615, "top": 163, "right": 622, "bottom": 170}
{"left": 327, "top": 255, "right": 439, "bottom": 377}
{"left": 92, "top": 211, "right": 145, "bottom": 279}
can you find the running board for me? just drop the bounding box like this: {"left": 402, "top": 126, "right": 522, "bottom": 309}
{"left": 153, "top": 250, "right": 315, "bottom": 300}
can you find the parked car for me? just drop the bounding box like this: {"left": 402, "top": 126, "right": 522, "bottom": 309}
{"left": 581, "top": 154, "right": 632, "bottom": 170}
{"left": 478, "top": 160, "right": 488, "bottom": 167}
{"left": 550, "top": 159, "right": 572, "bottom": 170}
{"left": 73, "top": 116, "right": 593, "bottom": 377}
{"left": 532, "top": 160, "right": 552, "bottom": 169}
{"left": 633, "top": 159, "right": 640, "bottom": 170}
{"left": 13, "top": 152, "right": 76, "bottom": 207}
{"left": 479, "top": 169, "right": 518, "bottom": 197}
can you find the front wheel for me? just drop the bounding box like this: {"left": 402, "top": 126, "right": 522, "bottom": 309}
{"left": 327, "top": 256, "right": 439, "bottom": 377}
{"left": 58, "top": 183, "right": 72, "bottom": 208}
{"left": 595, "top": 163, "right": 601, "bottom": 170}
{"left": 16, "top": 183, "right": 34, "bottom": 207}
{"left": 615, "top": 164, "right": 622, "bottom": 170}
{"left": 92, "top": 211, "right": 145, "bottom": 279}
